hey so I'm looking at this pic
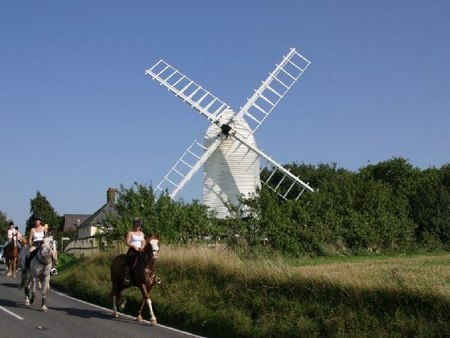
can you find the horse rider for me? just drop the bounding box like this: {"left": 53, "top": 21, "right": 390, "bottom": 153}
{"left": 124, "top": 217, "right": 145, "bottom": 284}
{"left": 7, "top": 221, "right": 22, "bottom": 250}
{"left": 24, "top": 215, "right": 56, "bottom": 269}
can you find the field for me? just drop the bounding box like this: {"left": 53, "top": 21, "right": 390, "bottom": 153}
{"left": 52, "top": 246, "right": 450, "bottom": 337}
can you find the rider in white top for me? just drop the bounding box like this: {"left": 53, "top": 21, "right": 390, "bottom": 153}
{"left": 25, "top": 215, "right": 48, "bottom": 268}
{"left": 124, "top": 218, "right": 145, "bottom": 284}
{"left": 130, "top": 232, "right": 144, "bottom": 249}
{"left": 32, "top": 229, "right": 45, "bottom": 243}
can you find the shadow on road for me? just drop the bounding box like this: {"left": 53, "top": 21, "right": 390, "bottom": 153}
{"left": 51, "top": 306, "right": 112, "bottom": 320}
{"left": 0, "top": 282, "right": 20, "bottom": 289}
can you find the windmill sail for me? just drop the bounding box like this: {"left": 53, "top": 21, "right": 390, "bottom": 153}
{"left": 231, "top": 132, "right": 313, "bottom": 199}
{"left": 236, "top": 48, "right": 310, "bottom": 133}
{"left": 147, "top": 47, "right": 313, "bottom": 217}
{"left": 156, "top": 137, "right": 223, "bottom": 198}
{"left": 145, "top": 60, "right": 229, "bottom": 123}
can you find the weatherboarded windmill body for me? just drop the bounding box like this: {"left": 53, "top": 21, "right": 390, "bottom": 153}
{"left": 146, "top": 48, "right": 313, "bottom": 218}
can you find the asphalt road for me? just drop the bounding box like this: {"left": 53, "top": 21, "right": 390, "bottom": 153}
{"left": 0, "top": 263, "right": 202, "bottom": 338}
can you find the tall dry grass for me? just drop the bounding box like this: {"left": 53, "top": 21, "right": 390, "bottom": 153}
{"left": 53, "top": 245, "right": 450, "bottom": 337}
{"left": 160, "top": 244, "right": 450, "bottom": 300}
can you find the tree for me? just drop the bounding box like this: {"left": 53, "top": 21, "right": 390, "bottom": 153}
{"left": 26, "top": 191, "right": 60, "bottom": 235}
{"left": 0, "top": 210, "right": 9, "bottom": 243}
{"left": 410, "top": 166, "right": 450, "bottom": 247}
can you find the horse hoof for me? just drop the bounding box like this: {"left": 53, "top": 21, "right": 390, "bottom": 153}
{"left": 113, "top": 312, "right": 119, "bottom": 318}
{"left": 150, "top": 318, "right": 157, "bottom": 326}
{"left": 42, "top": 306, "right": 48, "bottom": 312}
{"left": 25, "top": 299, "right": 30, "bottom": 306}
{"left": 136, "top": 315, "right": 142, "bottom": 322}
{"left": 30, "top": 298, "right": 35, "bottom": 305}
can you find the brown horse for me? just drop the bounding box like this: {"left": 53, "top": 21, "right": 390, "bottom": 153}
{"left": 5, "top": 236, "right": 20, "bottom": 278}
{"left": 110, "top": 235, "right": 160, "bottom": 325}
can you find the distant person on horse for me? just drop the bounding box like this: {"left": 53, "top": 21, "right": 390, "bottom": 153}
{"left": 5, "top": 220, "right": 22, "bottom": 277}
{"left": 7, "top": 221, "right": 22, "bottom": 249}
{"left": 124, "top": 217, "right": 146, "bottom": 284}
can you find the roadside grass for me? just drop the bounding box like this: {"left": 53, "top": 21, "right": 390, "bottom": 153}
{"left": 52, "top": 247, "right": 450, "bottom": 337}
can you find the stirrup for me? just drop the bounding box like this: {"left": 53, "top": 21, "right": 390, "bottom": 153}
{"left": 155, "top": 276, "right": 161, "bottom": 285}
{"left": 50, "top": 268, "right": 58, "bottom": 275}
{"left": 124, "top": 275, "right": 131, "bottom": 284}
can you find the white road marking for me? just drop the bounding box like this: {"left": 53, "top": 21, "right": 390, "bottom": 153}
{"left": 51, "top": 290, "right": 204, "bottom": 337}
{"left": 0, "top": 305, "right": 24, "bottom": 320}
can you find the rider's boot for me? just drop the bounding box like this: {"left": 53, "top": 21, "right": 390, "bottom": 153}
{"left": 19, "top": 254, "right": 32, "bottom": 289}
{"left": 25, "top": 256, "right": 30, "bottom": 270}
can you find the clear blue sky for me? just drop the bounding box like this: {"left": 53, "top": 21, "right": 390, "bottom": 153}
{"left": 1, "top": 1, "right": 449, "bottom": 231}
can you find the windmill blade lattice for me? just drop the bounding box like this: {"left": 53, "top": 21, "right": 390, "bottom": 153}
{"left": 156, "top": 137, "right": 223, "bottom": 198}
{"left": 230, "top": 132, "right": 313, "bottom": 199}
{"left": 145, "top": 60, "right": 230, "bottom": 124}
{"left": 236, "top": 48, "right": 310, "bottom": 133}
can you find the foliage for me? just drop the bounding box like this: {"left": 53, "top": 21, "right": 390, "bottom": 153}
{"left": 409, "top": 166, "right": 450, "bottom": 248}
{"left": 0, "top": 210, "right": 9, "bottom": 243}
{"left": 95, "top": 158, "right": 450, "bottom": 257}
{"left": 103, "top": 183, "right": 217, "bottom": 244}
{"left": 7, "top": 156, "right": 449, "bottom": 257}
{"left": 26, "top": 191, "right": 61, "bottom": 235}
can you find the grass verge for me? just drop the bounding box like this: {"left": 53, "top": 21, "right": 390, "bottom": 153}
{"left": 52, "top": 248, "right": 450, "bottom": 337}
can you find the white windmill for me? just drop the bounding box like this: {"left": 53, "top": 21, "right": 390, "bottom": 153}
{"left": 146, "top": 48, "right": 314, "bottom": 218}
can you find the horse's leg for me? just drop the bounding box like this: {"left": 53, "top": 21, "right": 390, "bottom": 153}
{"left": 29, "top": 276, "right": 36, "bottom": 305}
{"left": 112, "top": 294, "right": 118, "bottom": 317}
{"left": 24, "top": 274, "right": 32, "bottom": 306}
{"left": 41, "top": 275, "right": 49, "bottom": 312}
{"left": 24, "top": 286, "right": 30, "bottom": 306}
{"left": 12, "top": 256, "right": 17, "bottom": 278}
{"left": 136, "top": 284, "right": 157, "bottom": 325}
{"left": 111, "top": 282, "right": 124, "bottom": 318}
{"left": 6, "top": 258, "right": 11, "bottom": 276}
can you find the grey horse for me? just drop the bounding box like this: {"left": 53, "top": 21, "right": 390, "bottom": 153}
{"left": 23, "top": 236, "right": 56, "bottom": 312}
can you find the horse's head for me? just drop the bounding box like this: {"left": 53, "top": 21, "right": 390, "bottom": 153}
{"left": 42, "top": 236, "right": 54, "bottom": 246}
{"left": 145, "top": 234, "right": 160, "bottom": 259}
{"left": 38, "top": 236, "right": 56, "bottom": 262}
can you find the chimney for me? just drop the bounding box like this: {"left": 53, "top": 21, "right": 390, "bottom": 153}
{"left": 107, "top": 187, "right": 116, "bottom": 205}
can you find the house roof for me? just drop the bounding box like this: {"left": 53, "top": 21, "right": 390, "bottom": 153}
{"left": 78, "top": 202, "right": 117, "bottom": 229}
{"left": 62, "top": 214, "right": 91, "bottom": 232}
